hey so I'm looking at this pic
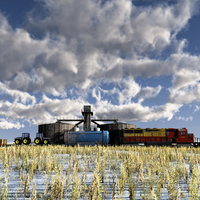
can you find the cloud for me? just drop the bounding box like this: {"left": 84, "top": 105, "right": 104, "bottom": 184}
{"left": 0, "top": 119, "right": 24, "bottom": 129}
{"left": 172, "top": 68, "right": 200, "bottom": 90}
{"left": 0, "top": 93, "right": 86, "bottom": 125}
{"left": 194, "top": 105, "right": 200, "bottom": 112}
{"left": 24, "top": 0, "right": 199, "bottom": 86}
{"left": 118, "top": 77, "right": 141, "bottom": 104}
{"left": 175, "top": 116, "right": 193, "bottom": 122}
{"left": 0, "top": 80, "right": 180, "bottom": 126}
{"left": 169, "top": 84, "right": 200, "bottom": 104}
{"left": 136, "top": 85, "right": 162, "bottom": 99}
{"left": 91, "top": 77, "right": 162, "bottom": 105}
{"left": 0, "top": 82, "right": 36, "bottom": 104}
{"left": 28, "top": 0, "right": 196, "bottom": 56}
{"left": 0, "top": 0, "right": 198, "bottom": 93}
{"left": 0, "top": 14, "right": 47, "bottom": 81}
{"left": 169, "top": 67, "right": 200, "bottom": 104}
{"left": 93, "top": 102, "right": 182, "bottom": 122}
{"left": 0, "top": 0, "right": 199, "bottom": 129}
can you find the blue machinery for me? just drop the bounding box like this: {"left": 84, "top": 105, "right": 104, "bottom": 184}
{"left": 57, "top": 105, "right": 117, "bottom": 145}
{"left": 64, "top": 130, "right": 109, "bottom": 146}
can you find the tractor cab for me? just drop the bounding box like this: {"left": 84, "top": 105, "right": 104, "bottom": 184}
{"left": 14, "top": 133, "right": 31, "bottom": 145}
{"left": 22, "top": 133, "right": 30, "bottom": 139}
{"left": 34, "top": 133, "right": 51, "bottom": 145}
{"left": 36, "top": 133, "right": 44, "bottom": 140}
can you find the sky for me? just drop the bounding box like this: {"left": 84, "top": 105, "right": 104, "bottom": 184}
{"left": 1, "top": 0, "right": 200, "bottom": 142}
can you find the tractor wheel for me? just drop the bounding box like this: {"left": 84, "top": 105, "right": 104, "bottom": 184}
{"left": 43, "top": 139, "right": 49, "bottom": 145}
{"left": 15, "top": 139, "right": 21, "bottom": 145}
{"left": 23, "top": 138, "right": 29, "bottom": 145}
{"left": 34, "top": 138, "right": 41, "bottom": 145}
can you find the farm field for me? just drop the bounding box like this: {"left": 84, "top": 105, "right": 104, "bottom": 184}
{"left": 0, "top": 145, "right": 200, "bottom": 199}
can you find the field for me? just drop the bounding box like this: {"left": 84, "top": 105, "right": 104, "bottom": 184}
{"left": 0, "top": 145, "right": 200, "bottom": 199}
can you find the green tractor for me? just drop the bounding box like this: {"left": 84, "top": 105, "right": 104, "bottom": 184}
{"left": 14, "top": 133, "right": 31, "bottom": 145}
{"left": 34, "top": 133, "right": 51, "bottom": 145}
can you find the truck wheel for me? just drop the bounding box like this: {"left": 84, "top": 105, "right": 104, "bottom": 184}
{"left": 15, "top": 139, "right": 21, "bottom": 145}
{"left": 34, "top": 138, "right": 41, "bottom": 145}
{"left": 23, "top": 138, "right": 29, "bottom": 145}
{"left": 43, "top": 139, "right": 49, "bottom": 145}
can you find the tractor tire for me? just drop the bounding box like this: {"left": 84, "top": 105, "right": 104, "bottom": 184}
{"left": 34, "top": 138, "right": 41, "bottom": 145}
{"left": 15, "top": 139, "right": 21, "bottom": 145}
{"left": 23, "top": 138, "right": 29, "bottom": 145}
{"left": 43, "top": 139, "right": 49, "bottom": 145}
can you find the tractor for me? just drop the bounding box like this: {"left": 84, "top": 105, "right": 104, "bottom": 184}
{"left": 14, "top": 133, "right": 31, "bottom": 145}
{"left": 34, "top": 133, "right": 51, "bottom": 145}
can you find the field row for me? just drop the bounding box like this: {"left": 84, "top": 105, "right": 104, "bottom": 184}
{"left": 0, "top": 145, "right": 200, "bottom": 199}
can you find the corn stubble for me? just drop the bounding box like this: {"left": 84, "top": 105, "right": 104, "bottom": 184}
{"left": 0, "top": 145, "right": 200, "bottom": 199}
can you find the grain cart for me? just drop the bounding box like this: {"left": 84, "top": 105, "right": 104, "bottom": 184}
{"left": 34, "top": 133, "right": 51, "bottom": 145}
{"left": 14, "top": 133, "right": 31, "bottom": 145}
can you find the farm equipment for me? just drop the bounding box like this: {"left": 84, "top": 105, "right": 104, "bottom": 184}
{"left": 34, "top": 133, "right": 51, "bottom": 145}
{"left": 64, "top": 130, "right": 109, "bottom": 146}
{"left": 14, "top": 133, "right": 31, "bottom": 145}
{"left": 0, "top": 139, "right": 7, "bottom": 146}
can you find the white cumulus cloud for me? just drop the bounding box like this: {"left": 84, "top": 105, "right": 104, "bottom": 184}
{"left": 0, "top": 0, "right": 199, "bottom": 129}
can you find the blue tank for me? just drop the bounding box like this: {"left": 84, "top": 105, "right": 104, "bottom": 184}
{"left": 64, "top": 130, "right": 109, "bottom": 146}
